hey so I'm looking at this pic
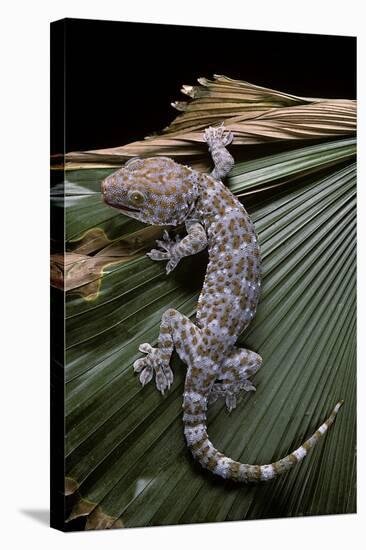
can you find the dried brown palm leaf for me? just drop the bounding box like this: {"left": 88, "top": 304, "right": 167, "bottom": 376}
{"left": 65, "top": 76, "right": 356, "bottom": 171}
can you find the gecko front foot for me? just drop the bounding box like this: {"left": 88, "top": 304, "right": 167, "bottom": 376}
{"left": 146, "top": 230, "right": 181, "bottom": 274}
{"left": 133, "top": 342, "right": 174, "bottom": 395}
{"left": 203, "top": 122, "right": 234, "bottom": 149}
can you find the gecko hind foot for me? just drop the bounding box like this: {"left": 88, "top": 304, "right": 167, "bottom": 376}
{"left": 209, "top": 380, "right": 256, "bottom": 412}
{"left": 133, "top": 343, "right": 173, "bottom": 395}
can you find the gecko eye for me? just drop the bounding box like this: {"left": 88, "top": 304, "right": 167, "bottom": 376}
{"left": 128, "top": 190, "right": 145, "bottom": 206}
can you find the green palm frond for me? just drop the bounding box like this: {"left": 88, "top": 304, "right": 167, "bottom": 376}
{"left": 52, "top": 76, "right": 356, "bottom": 529}
{"left": 55, "top": 133, "right": 356, "bottom": 529}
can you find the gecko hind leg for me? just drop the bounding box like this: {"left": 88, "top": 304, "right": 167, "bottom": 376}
{"left": 133, "top": 308, "right": 200, "bottom": 395}
{"left": 210, "top": 348, "right": 263, "bottom": 412}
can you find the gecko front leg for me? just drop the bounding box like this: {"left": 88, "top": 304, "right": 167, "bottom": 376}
{"left": 204, "top": 122, "right": 234, "bottom": 181}
{"left": 147, "top": 221, "right": 207, "bottom": 274}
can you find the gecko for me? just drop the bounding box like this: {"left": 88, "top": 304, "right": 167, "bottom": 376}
{"left": 101, "top": 123, "right": 343, "bottom": 482}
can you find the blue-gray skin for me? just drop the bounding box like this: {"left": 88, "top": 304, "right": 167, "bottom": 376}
{"left": 101, "top": 124, "right": 343, "bottom": 482}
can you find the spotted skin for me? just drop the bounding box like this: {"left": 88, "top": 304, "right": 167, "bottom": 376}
{"left": 101, "top": 124, "right": 343, "bottom": 483}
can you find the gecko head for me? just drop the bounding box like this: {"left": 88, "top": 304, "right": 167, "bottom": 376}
{"left": 101, "top": 157, "right": 199, "bottom": 226}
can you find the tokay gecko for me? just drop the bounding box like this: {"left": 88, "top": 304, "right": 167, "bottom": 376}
{"left": 101, "top": 124, "right": 343, "bottom": 482}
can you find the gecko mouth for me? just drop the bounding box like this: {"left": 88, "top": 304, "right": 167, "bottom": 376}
{"left": 102, "top": 195, "right": 140, "bottom": 213}
{"left": 117, "top": 204, "right": 140, "bottom": 213}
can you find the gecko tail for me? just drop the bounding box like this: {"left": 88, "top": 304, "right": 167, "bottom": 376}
{"left": 184, "top": 399, "right": 344, "bottom": 483}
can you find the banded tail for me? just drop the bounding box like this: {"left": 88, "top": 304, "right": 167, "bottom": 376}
{"left": 183, "top": 395, "right": 344, "bottom": 482}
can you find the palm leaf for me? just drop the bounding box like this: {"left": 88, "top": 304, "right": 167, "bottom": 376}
{"left": 64, "top": 76, "right": 356, "bottom": 171}
{"left": 57, "top": 135, "right": 356, "bottom": 529}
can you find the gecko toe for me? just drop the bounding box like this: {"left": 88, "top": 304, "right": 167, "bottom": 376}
{"left": 147, "top": 249, "right": 169, "bottom": 261}
{"left": 155, "top": 365, "right": 168, "bottom": 394}
{"left": 225, "top": 392, "right": 237, "bottom": 413}
{"left": 135, "top": 344, "right": 173, "bottom": 394}
{"left": 223, "top": 131, "right": 234, "bottom": 146}
{"left": 139, "top": 366, "right": 154, "bottom": 386}
{"left": 133, "top": 357, "right": 148, "bottom": 372}
{"left": 163, "top": 366, "right": 174, "bottom": 387}
{"left": 139, "top": 343, "right": 154, "bottom": 354}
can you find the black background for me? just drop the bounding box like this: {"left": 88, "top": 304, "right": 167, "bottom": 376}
{"left": 60, "top": 18, "right": 356, "bottom": 153}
